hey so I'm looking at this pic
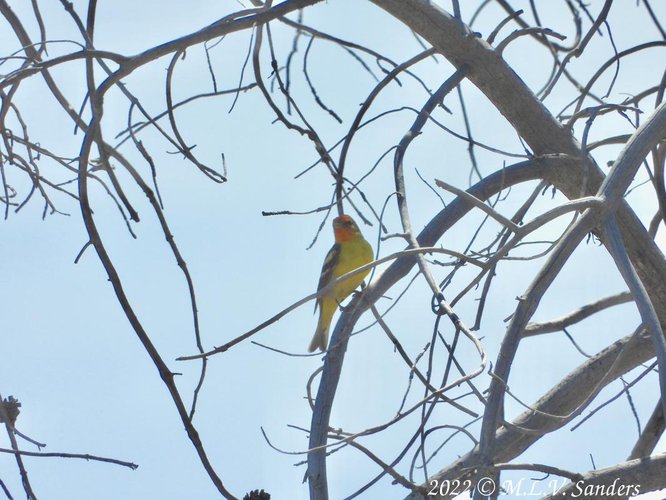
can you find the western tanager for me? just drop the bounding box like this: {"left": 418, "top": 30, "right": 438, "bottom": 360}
{"left": 309, "top": 214, "right": 373, "bottom": 352}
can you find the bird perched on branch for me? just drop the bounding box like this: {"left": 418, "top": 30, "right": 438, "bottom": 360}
{"left": 309, "top": 214, "right": 374, "bottom": 352}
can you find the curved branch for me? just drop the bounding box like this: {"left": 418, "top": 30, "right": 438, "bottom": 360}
{"left": 306, "top": 156, "right": 563, "bottom": 498}
{"left": 524, "top": 291, "right": 633, "bottom": 336}
{"left": 78, "top": 34, "right": 235, "bottom": 500}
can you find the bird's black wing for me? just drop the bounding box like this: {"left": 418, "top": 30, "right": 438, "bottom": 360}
{"left": 315, "top": 243, "right": 340, "bottom": 311}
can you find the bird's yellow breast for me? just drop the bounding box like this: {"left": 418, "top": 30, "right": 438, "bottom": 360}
{"left": 328, "top": 238, "right": 373, "bottom": 303}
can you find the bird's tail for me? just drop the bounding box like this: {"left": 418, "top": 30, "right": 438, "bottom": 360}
{"left": 308, "top": 300, "right": 336, "bottom": 352}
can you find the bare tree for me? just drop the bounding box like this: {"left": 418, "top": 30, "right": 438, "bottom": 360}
{"left": 1, "top": 0, "right": 665, "bottom": 498}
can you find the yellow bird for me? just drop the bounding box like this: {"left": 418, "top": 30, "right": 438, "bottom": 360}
{"left": 309, "top": 214, "right": 374, "bottom": 352}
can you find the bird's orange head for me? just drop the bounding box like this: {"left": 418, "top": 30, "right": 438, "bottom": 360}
{"left": 333, "top": 214, "right": 360, "bottom": 242}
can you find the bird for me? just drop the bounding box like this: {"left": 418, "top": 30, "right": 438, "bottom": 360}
{"left": 309, "top": 214, "right": 374, "bottom": 352}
